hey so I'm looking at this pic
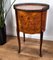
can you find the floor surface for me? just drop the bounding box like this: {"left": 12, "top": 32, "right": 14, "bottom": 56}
{"left": 0, "top": 36, "right": 53, "bottom": 60}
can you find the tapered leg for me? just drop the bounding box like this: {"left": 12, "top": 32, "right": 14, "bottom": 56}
{"left": 40, "top": 31, "right": 43, "bottom": 57}
{"left": 15, "top": 10, "right": 21, "bottom": 53}
{"left": 23, "top": 33, "right": 25, "bottom": 42}
{"left": 17, "top": 31, "right": 21, "bottom": 53}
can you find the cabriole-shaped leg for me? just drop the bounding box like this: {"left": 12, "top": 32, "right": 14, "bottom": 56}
{"left": 40, "top": 31, "right": 43, "bottom": 57}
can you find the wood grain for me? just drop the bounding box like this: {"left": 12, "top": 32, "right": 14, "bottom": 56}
{"left": 0, "top": 36, "right": 53, "bottom": 60}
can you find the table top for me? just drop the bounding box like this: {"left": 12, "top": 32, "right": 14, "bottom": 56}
{"left": 14, "top": 3, "right": 49, "bottom": 12}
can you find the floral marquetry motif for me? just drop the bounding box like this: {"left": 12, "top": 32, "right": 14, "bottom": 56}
{"left": 17, "top": 11, "right": 47, "bottom": 34}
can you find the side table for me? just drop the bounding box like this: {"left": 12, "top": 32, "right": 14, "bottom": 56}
{"left": 14, "top": 3, "right": 49, "bottom": 57}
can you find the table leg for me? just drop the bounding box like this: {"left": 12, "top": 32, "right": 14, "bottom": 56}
{"left": 15, "top": 10, "right": 21, "bottom": 53}
{"left": 23, "top": 33, "right": 25, "bottom": 42}
{"left": 40, "top": 31, "right": 43, "bottom": 57}
{"left": 17, "top": 31, "right": 21, "bottom": 53}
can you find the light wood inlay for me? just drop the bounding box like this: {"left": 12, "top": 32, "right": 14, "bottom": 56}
{"left": 16, "top": 5, "right": 45, "bottom": 10}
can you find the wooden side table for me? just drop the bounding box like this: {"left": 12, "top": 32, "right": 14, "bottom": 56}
{"left": 14, "top": 3, "right": 49, "bottom": 57}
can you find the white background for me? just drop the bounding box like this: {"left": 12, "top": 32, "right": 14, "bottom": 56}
{"left": 5, "top": 0, "right": 53, "bottom": 41}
